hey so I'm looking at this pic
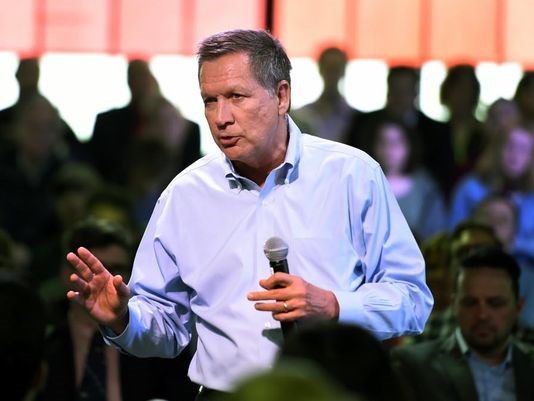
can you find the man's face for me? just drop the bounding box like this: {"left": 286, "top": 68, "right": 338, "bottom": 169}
{"left": 200, "top": 52, "right": 290, "bottom": 174}
{"left": 454, "top": 267, "right": 521, "bottom": 357}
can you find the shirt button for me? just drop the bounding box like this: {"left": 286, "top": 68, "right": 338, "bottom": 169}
{"left": 264, "top": 321, "right": 272, "bottom": 329}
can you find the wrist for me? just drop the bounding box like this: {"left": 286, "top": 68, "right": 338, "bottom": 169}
{"left": 109, "top": 309, "right": 129, "bottom": 335}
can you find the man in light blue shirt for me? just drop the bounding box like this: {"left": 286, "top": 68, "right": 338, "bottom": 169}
{"left": 66, "top": 29, "right": 432, "bottom": 397}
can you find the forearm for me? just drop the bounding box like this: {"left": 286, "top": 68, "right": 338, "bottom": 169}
{"left": 103, "top": 298, "right": 192, "bottom": 358}
{"left": 333, "top": 282, "right": 433, "bottom": 339}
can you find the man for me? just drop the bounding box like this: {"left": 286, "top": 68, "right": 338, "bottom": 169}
{"left": 0, "top": 57, "right": 85, "bottom": 159}
{"left": 290, "top": 46, "right": 358, "bottom": 144}
{"left": 411, "top": 220, "right": 501, "bottom": 343}
{"left": 472, "top": 195, "right": 534, "bottom": 343}
{"left": 392, "top": 246, "right": 534, "bottom": 401}
{"left": 88, "top": 59, "right": 201, "bottom": 185}
{"left": 66, "top": 29, "right": 432, "bottom": 398}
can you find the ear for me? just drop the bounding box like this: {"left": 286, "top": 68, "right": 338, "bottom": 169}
{"left": 276, "top": 80, "right": 291, "bottom": 116}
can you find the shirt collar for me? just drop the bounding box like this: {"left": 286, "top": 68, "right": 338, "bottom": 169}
{"left": 223, "top": 114, "right": 302, "bottom": 190}
{"left": 455, "top": 327, "right": 514, "bottom": 367}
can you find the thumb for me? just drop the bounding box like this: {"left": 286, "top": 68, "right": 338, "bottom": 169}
{"left": 112, "top": 275, "right": 130, "bottom": 298}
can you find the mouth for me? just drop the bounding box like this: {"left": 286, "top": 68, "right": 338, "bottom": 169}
{"left": 219, "top": 135, "right": 239, "bottom": 147}
{"left": 471, "top": 323, "right": 495, "bottom": 337}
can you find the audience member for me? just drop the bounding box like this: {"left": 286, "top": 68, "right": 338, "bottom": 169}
{"left": 31, "top": 162, "right": 102, "bottom": 298}
{"left": 513, "top": 71, "right": 534, "bottom": 130}
{"left": 412, "top": 220, "right": 501, "bottom": 343}
{"left": 440, "top": 64, "right": 485, "bottom": 182}
{"left": 392, "top": 246, "right": 534, "bottom": 401}
{"left": 448, "top": 123, "right": 534, "bottom": 258}
{"left": 472, "top": 195, "right": 534, "bottom": 343}
{"left": 483, "top": 98, "right": 520, "bottom": 141}
{"left": 0, "top": 93, "right": 72, "bottom": 270}
{"left": 88, "top": 59, "right": 160, "bottom": 183}
{"left": 218, "top": 362, "right": 362, "bottom": 401}
{"left": 346, "top": 65, "right": 454, "bottom": 197}
{"left": 0, "top": 275, "right": 47, "bottom": 401}
{"left": 420, "top": 232, "right": 453, "bottom": 317}
{"left": 370, "top": 120, "right": 447, "bottom": 242}
{"left": 291, "top": 46, "right": 357, "bottom": 143}
{"left": 86, "top": 184, "right": 137, "bottom": 234}
{"left": 276, "top": 321, "right": 412, "bottom": 401}
{"left": 38, "top": 218, "right": 198, "bottom": 401}
{"left": 88, "top": 59, "right": 201, "bottom": 186}
{"left": 0, "top": 57, "right": 84, "bottom": 158}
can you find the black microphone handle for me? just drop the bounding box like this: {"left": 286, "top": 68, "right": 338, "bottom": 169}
{"left": 270, "top": 259, "right": 289, "bottom": 274}
{"left": 269, "top": 259, "right": 298, "bottom": 338}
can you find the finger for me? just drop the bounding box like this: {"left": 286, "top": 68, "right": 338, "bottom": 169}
{"left": 247, "top": 288, "right": 288, "bottom": 301}
{"left": 66, "top": 252, "right": 94, "bottom": 282}
{"left": 76, "top": 247, "right": 107, "bottom": 275}
{"left": 113, "top": 275, "right": 131, "bottom": 298}
{"left": 259, "top": 272, "right": 292, "bottom": 290}
{"left": 69, "top": 273, "right": 91, "bottom": 296}
{"left": 67, "top": 290, "right": 86, "bottom": 306}
{"left": 253, "top": 300, "right": 290, "bottom": 313}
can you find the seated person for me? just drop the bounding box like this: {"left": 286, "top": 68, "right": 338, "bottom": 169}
{"left": 392, "top": 246, "right": 534, "bottom": 401}
{"left": 38, "top": 218, "right": 198, "bottom": 401}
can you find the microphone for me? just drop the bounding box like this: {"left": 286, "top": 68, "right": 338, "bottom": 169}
{"left": 263, "top": 237, "right": 298, "bottom": 338}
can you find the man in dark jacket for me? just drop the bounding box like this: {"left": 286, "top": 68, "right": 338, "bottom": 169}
{"left": 392, "top": 246, "right": 534, "bottom": 401}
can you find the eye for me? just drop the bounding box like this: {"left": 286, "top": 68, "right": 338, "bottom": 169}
{"left": 460, "top": 297, "right": 477, "bottom": 308}
{"left": 487, "top": 298, "right": 507, "bottom": 308}
{"left": 203, "top": 97, "right": 216, "bottom": 106}
{"left": 231, "top": 93, "right": 244, "bottom": 100}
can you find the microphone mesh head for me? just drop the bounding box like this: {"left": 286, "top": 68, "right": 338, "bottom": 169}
{"left": 264, "top": 237, "right": 288, "bottom": 262}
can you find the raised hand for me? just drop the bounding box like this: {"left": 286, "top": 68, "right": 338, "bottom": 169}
{"left": 66, "top": 246, "right": 131, "bottom": 334}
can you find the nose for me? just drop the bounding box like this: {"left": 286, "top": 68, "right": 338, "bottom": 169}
{"left": 475, "top": 303, "right": 490, "bottom": 320}
{"left": 214, "top": 99, "right": 234, "bottom": 129}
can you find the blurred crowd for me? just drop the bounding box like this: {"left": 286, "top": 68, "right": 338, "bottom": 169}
{"left": 2, "top": 50, "right": 534, "bottom": 400}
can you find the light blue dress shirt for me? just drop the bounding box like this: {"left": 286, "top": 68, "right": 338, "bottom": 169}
{"left": 106, "top": 117, "right": 433, "bottom": 391}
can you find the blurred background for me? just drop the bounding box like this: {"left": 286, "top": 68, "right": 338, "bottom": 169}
{"left": 0, "top": 0, "right": 530, "bottom": 154}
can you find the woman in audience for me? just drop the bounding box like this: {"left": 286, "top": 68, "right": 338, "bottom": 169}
{"left": 371, "top": 120, "right": 447, "bottom": 242}
{"left": 449, "top": 123, "right": 534, "bottom": 257}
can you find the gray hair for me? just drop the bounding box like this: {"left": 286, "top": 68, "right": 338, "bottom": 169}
{"left": 197, "top": 29, "right": 292, "bottom": 94}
